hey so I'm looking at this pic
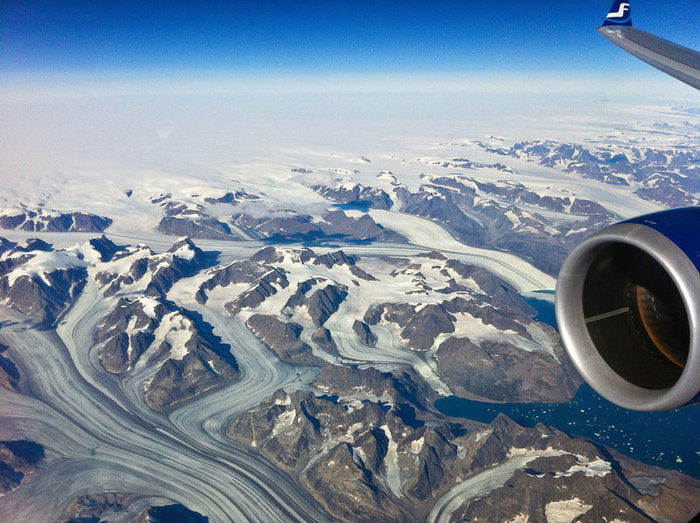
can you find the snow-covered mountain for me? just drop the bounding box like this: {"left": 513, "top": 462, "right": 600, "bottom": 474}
{"left": 475, "top": 139, "right": 700, "bottom": 207}
{"left": 0, "top": 206, "right": 112, "bottom": 233}
{"left": 229, "top": 390, "right": 697, "bottom": 523}
{"left": 2, "top": 233, "right": 697, "bottom": 521}
{"left": 1, "top": 97, "right": 698, "bottom": 521}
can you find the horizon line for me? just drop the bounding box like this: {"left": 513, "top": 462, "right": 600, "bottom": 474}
{"left": 3, "top": 69, "right": 698, "bottom": 100}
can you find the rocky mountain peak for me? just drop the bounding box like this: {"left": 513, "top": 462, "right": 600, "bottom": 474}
{"left": 8, "top": 238, "right": 53, "bottom": 255}
{"left": 88, "top": 235, "right": 120, "bottom": 262}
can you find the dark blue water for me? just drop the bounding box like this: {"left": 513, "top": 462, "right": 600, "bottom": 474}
{"left": 332, "top": 201, "right": 373, "bottom": 211}
{"left": 525, "top": 291, "right": 557, "bottom": 329}
{"left": 434, "top": 294, "right": 700, "bottom": 478}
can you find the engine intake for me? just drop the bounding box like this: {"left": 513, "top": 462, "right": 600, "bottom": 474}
{"left": 556, "top": 208, "right": 700, "bottom": 411}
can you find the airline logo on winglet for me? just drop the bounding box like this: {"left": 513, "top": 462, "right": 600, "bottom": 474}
{"left": 603, "top": 0, "right": 632, "bottom": 26}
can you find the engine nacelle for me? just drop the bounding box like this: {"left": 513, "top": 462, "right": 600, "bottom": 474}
{"left": 556, "top": 207, "right": 700, "bottom": 411}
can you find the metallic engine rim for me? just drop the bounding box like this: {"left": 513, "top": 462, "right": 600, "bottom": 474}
{"left": 556, "top": 222, "right": 700, "bottom": 411}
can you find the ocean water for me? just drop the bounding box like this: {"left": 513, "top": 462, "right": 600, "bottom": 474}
{"left": 434, "top": 294, "right": 700, "bottom": 478}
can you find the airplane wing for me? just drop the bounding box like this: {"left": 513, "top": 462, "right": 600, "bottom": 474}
{"left": 554, "top": 3, "right": 700, "bottom": 412}
{"left": 598, "top": 1, "right": 700, "bottom": 90}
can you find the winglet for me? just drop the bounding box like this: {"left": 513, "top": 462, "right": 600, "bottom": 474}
{"left": 602, "top": 0, "right": 632, "bottom": 26}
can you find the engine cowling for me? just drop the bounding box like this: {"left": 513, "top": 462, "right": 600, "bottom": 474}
{"left": 555, "top": 207, "right": 700, "bottom": 411}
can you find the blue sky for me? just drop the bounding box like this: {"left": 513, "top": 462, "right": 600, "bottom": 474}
{"left": 1, "top": 1, "right": 699, "bottom": 88}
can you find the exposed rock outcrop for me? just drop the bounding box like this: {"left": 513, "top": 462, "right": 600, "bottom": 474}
{"left": 224, "top": 269, "right": 289, "bottom": 315}
{"left": 0, "top": 246, "right": 87, "bottom": 325}
{"left": 310, "top": 182, "right": 393, "bottom": 210}
{"left": 0, "top": 207, "right": 112, "bottom": 232}
{"left": 0, "top": 440, "right": 44, "bottom": 495}
{"left": 228, "top": 391, "right": 700, "bottom": 523}
{"left": 353, "top": 320, "right": 377, "bottom": 347}
{"left": 394, "top": 176, "right": 614, "bottom": 275}
{"left": 476, "top": 139, "right": 700, "bottom": 207}
{"left": 246, "top": 315, "right": 323, "bottom": 366}
{"left": 151, "top": 192, "right": 258, "bottom": 240}
{"left": 195, "top": 259, "right": 284, "bottom": 304}
{"left": 231, "top": 209, "right": 404, "bottom": 243}
{"left": 436, "top": 336, "right": 581, "bottom": 403}
{"left": 136, "top": 504, "right": 209, "bottom": 523}
{"left": 60, "top": 494, "right": 208, "bottom": 523}
{"left": 96, "top": 297, "right": 240, "bottom": 412}
{"left": 0, "top": 342, "right": 20, "bottom": 392}
{"left": 95, "top": 237, "right": 208, "bottom": 298}
{"left": 285, "top": 282, "right": 348, "bottom": 327}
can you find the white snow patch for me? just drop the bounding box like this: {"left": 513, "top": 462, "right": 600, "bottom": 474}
{"left": 5, "top": 250, "right": 87, "bottom": 287}
{"left": 450, "top": 311, "right": 513, "bottom": 340}
{"left": 344, "top": 422, "right": 364, "bottom": 438}
{"left": 553, "top": 456, "right": 611, "bottom": 478}
{"left": 273, "top": 394, "right": 292, "bottom": 406}
{"left": 161, "top": 313, "right": 194, "bottom": 361}
{"left": 125, "top": 315, "right": 139, "bottom": 363}
{"left": 564, "top": 227, "right": 588, "bottom": 237}
{"left": 343, "top": 209, "right": 366, "bottom": 219}
{"left": 433, "top": 311, "right": 551, "bottom": 356}
{"left": 71, "top": 240, "right": 105, "bottom": 265}
{"left": 410, "top": 437, "right": 425, "bottom": 455}
{"left": 170, "top": 239, "right": 196, "bottom": 260}
{"left": 272, "top": 408, "right": 297, "bottom": 436}
{"left": 474, "top": 429, "right": 492, "bottom": 443}
{"left": 505, "top": 209, "right": 521, "bottom": 228}
{"left": 137, "top": 296, "right": 161, "bottom": 319}
{"left": 419, "top": 185, "right": 447, "bottom": 200}
{"left": 506, "top": 446, "right": 564, "bottom": 459}
{"left": 544, "top": 498, "right": 592, "bottom": 523}
{"left": 133, "top": 311, "right": 195, "bottom": 368}
{"left": 524, "top": 322, "right": 557, "bottom": 358}
{"left": 380, "top": 424, "right": 403, "bottom": 498}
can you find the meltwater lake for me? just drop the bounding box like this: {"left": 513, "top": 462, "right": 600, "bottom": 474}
{"left": 435, "top": 293, "right": 700, "bottom": 478}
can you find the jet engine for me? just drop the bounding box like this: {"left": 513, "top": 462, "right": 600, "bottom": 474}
{"left": 556, "top": 207, "right": 700, "bottom": 411}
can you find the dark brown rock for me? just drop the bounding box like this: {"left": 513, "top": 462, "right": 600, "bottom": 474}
{"left": 0, "top": 440, "right": 44, "bottom": 494}
{"left": 247, "top": 314, "right": 323, "bottom": 366}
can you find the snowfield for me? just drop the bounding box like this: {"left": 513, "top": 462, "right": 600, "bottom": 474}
{"left": 0, "top": 87, "right": 698, "bottom": 521}
{"left": 369, "top": 209, "right": 555, "bottom": 291}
